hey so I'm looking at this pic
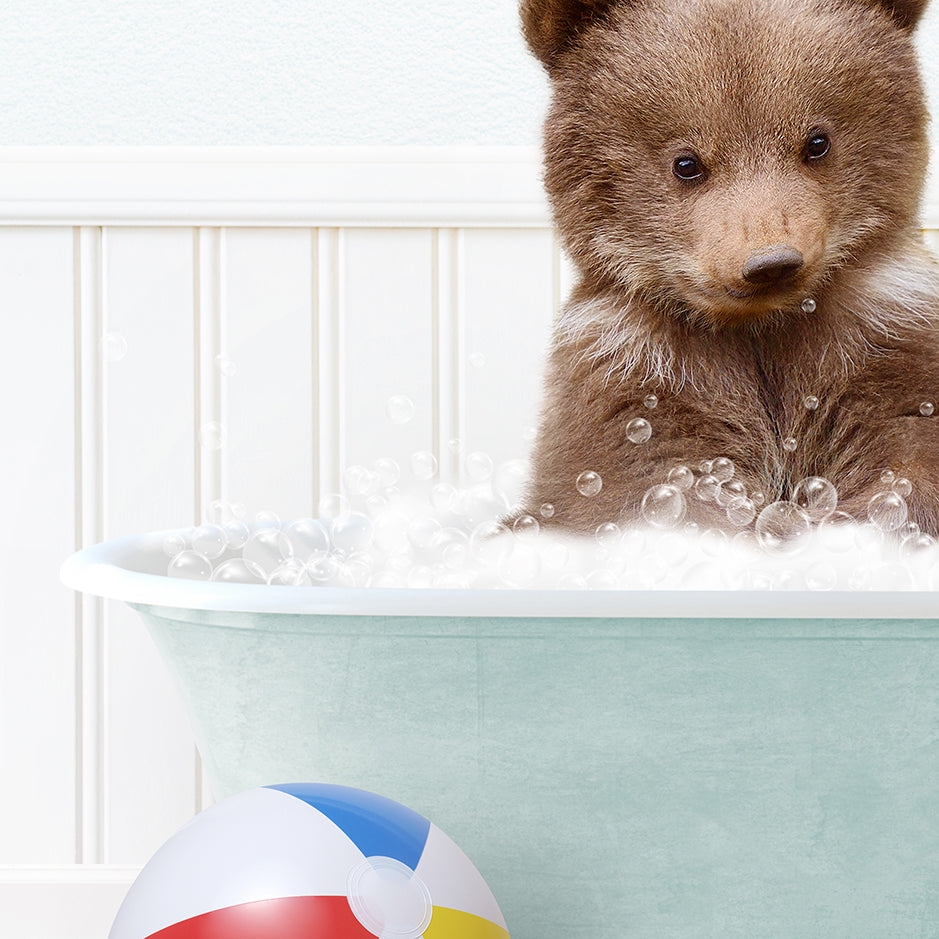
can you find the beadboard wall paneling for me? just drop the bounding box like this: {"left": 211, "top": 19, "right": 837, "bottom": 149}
{"left": 2, "top": 148, "right": 939, "bottom": 939}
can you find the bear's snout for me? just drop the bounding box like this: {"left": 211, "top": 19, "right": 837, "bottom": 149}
{"left": 741, "top": 246, "right": 805, "bottom": 286}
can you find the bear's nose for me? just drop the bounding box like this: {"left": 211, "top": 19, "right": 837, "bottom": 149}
{"left": 741, "top": 246, "right": 804, "bottom": 285}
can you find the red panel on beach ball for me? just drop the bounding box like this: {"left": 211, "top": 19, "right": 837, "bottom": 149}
{"left": 145, "top": 895, "right": 373, "bottom": 939}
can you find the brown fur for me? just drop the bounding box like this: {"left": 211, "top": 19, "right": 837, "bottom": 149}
{"left": 519, "top": 0, "right": 939, "bottom": 535}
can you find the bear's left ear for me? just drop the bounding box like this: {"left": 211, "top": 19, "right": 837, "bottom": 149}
{"left": 520, "top": 0, "right": 621, "bottom": 71}
{"left": 865, "top": 0, "right": 929, "bottom": 30}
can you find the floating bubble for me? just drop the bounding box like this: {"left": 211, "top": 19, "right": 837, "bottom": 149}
{"left": 817, "top": 510, "right": 856, "bottom": 552}
{"left": 386, "top": 395, "right": 415, "bottom": 425}
{"left": 255, "top": 509, "right": 281, "bottom": 530}
{"left": 343, "top": 464, "right": 379, "bottom": 497}
{"left": 540, "top": 502, "right": 556, "bottom": 519}
{"left": 268, "top": 559, "right": 313, "bottom": 587}
{"left": 200, "top": 421, "right": 226, "bottom": 450}
{"left": 711, "top": 457, "right": 735, "bottom": 483}
{"left": 410, "top": 450, "right": 438, "bottom": 481}
{"left": 901, "top": 533, "right": 937, "bottom": 558}
{"left": 920, "top": 401, "right": 935, "bottom": 417}
{"left": 725, "top": 496, "right": 756, "bottom": 527}
{"left": 595, "top": 521, "right": 622, "bottom": 548}
{"left": 751, "top": 490, "right": 766, "bottom": 507}
{"left": 643, "top": 394, "right": 658, "bottom": 409}
{"left": 204, "top": 500, "right": 233, "bottom": 525}
{"left": 867, "top": 490, "right": 908, "bottom": 532}
{"left": 716, "top": 478, "right": 746, "bottom": 508}
{"left": 641, "top": 484, "right": 686, "bottom": 529}
{"left": 191, "top": 524, "right": 227, "bottom": 560}
{"left": 782, "top": 437, "right": 798, "bottom": 452}
{"left": 464, "top": 451, "right": 494, "bottom": 483}
{"left": 513, "top": 514, "right": 540, "bottom": 537}
{"left": 430, "top": 528, "right": 470, "bottom": 570}
{"left": 167, "top": 550, "right": 212, "bottom": 580}
{"left": 806, "top": 562, "right": 838, "bottom": 591}
{"left": 700, "top": 528, "right": 728, "bottom": 557}
{"left": 803, "top": 395, "right": 819, "bottom": 411}
{"left": 469, "top": 520, "right": 512, "bottom": 565}
{"left": 331, "top": 514, "right": 374, "bottom": 553}
{"left": 102, "top": 331, "right": 128, "bottom": 362}
{"left": 792, "top": 476, "right": 837, "bottom": 522}
{"left": 667, "top": 465, "right": 694, "bottom": 491}
{"left": 801, "top": 298, "right": 817, "bottom": 314}
{"left": 576, "top": 470, "right": 603, "bottom": 497}
{"left": 210, "top": 557, "right": 265, "bottom": 584}
{"left": 880, "top": 469, "right": 896, "bottom": 485}
{"left": 429, "top": 482, "right": 456, "bottom": 512}
{"left": 698, "top": 460, "right": 713, "bottom": 475}
{"left": 694, "top": 474, "right": 720, "bottom": 503}
{"left": 407, "top": 516, "right": 441, "bottom": 550}
{"left": 215, "top": 354, "right": 237, "bottom": 377}
{"left": 243, "top": 529, "right": 294, "bottom": 577}
{"left": 162, "top": 533, "right": 187, "bottom": 557}
{"left": 754, "top": 501, "right": 812, "bottom": 557}
{"left": 893, "top": 477, "right": 912, "bottom": 498}
{"left": 223, "top": 520, "right": 251, "bottom": 550}
{"left": 318, "top": 493, "right": 351, "bottom": 520}
{"left": 626, "top": 418, "right": 652, "bottom": 444}
{"left": 373, "top": 457, "right": 401, "bottom": 489}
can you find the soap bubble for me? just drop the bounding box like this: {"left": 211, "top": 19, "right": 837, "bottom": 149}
{"left": 431, "top": 528, "right": 471, "bottom": 570}
{"left": 386, "top": 395, "right": 415, "bottom": 425}
{"left": 162, "top": 533, "right": 187, "bottom": 557}
{"left": 410, "top": 450, "right": 438, "bottom": 480}
{"left": 640, "top": 484, "right": 686, "bottom": 529}
{"left": 464, "top": 451, "right": 494, "bottom": 483}
{"left": 204, "top": 499, "right": 234, "bottom": 525}
{"left": 268, "top": 559, "right": 312, "bottom": 587}
{"left": 711, "top": 457, "right": 735, "bottom": 483}
{"left": 210, "top": 557, "right": 265, "bottom": 584}
{"left": 782, "top": 437, "right": 798, "bottom": 452}
{"left": 694, "top": 474, "right": 720, "bottom": 503}
{"left": 200, "top": 421, "right": 226, "bottom": 450}
{"left": 867, "top": 491, "right": 908, "bottom": 532}
{"left": 920, "top": 401, "right": 934, "bottom": 416}
{"left": 215, "top": 354, "right": 237, "bottom": 377}
{"left": 102, "top": 331, "right": 128, "bottom": 362}
{"left": 469, "top": 520, "right": 512, "bottom": 564}
{"left": 803, "top": 395, "right": 819, "bottom": 410}
{"left": 429, "top": 482, "right": 456, "bottom": 512}
{"left": 667, "top": 465, "right": 694, "bottom": 490}
{"left": 343, "top": 464, "right": 379, "bottom": 497}
{"left": 540, "top": 503, "right": 556, "bottom": 519}
{"left": 725, "top": 496, "right": 757, "bottom": 527}
{"left": 595, "top": 521, "right": 622, "bottom": 548}
{"left": 806, "top": 562, "right": 838, "bottom": 591}
{"left": 374, "top": 457, "right": 401, "bottom": 488}
{"left": 700, "top": 528, "right": 728, "bottom": 556}
{"left": 755, "top": 501, "right": 812, "bottom": 556}
{"left": 698, "top": 460, "right": 713, "bottom": 475}
{"left": 513, "top": 514, "right": 540, "bottom": 537}
{"left": 331, "top": 514, "right": 375, "bottom": 553}
{"left": 880, "top": 469, "right": 896, "bottom": 485}
{"left": 716, "top": 478, "right": 746, "bottom": 507}
{"left": 751, "top": 490, "right": 766, "bottom": 507}
{"left": 791, "top": 476, "right": 837, "bottom": 522}
{"left": 407, "top": 516, "right": 441, "bottom": 550}
{"left": 801, "top": 298, "right": 817, "bottom": 313}
{"left": 318, "top": 493, "right": 350, "bottom": 520}
{"left": 626, "top": 417, "right": 652, "bottom": 444}
{"left": 243, "top": 529, "right": 294, "bottom": 577}
{"left": 191, "top": 525, "right": 227, "bottom": 560}
{"left": 254, "top": 509, "right": 281, "bottom": 530}
{"left": 892, "top": 477, "right": 912, "bottom": 498}
{"left": 817, "top": 510, "right": 856, "bottom": 552}
{"left": 576, "top": 470, "right": 603, "bottom": 497}
{"left": 901, "top": 533, "right": 937, "bottom": 558}
{"left": 643, "top": 394, "right": 658, "bottom": 409}
{"left": 168, "top": 550, "right": 212, "bottom": 580}
{"left": 223, "top": 520, "right": 251, "bottom": 550}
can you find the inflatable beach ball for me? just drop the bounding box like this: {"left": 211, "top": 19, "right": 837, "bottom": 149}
{"left": 110, "top": 783, "right": 510, "bottom": 939}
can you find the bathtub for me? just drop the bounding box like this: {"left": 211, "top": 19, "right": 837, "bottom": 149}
{"left": 62, "top": 528, "right": 939, "bottom": 938}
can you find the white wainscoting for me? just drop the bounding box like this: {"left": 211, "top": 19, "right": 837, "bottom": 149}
{"left": 2, "top": 148, "right": 939, "bottom": 939}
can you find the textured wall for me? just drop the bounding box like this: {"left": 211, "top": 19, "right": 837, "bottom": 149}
{"left": 0, "top": 0, "right": 937, "bottom": 146}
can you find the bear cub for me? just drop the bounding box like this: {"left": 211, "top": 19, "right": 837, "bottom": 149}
{"left": 520, "top": 0, "right": 939, "bottom": 535}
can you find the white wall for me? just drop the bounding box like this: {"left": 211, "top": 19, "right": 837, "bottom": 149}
{"left": 0, "top": 0, "right": 938, "bottom": 148}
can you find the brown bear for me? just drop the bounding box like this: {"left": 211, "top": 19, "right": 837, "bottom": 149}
{"left": 519, "top": 0, "right": 939, "bottom": 536}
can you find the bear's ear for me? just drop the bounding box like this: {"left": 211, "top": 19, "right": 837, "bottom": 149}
{"left": 520, "top": 0, "right": 621, "bottom": 70}
{"left": 865, "top": 0, "right": 930, "bottom": 30}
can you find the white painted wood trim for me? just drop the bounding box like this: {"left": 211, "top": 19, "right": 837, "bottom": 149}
{"left": 0, "top": 147, "right": 549, "bottom": 227}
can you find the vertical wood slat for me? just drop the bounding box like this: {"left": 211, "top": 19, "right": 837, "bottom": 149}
{"left": 76, "top": 225, "right": 106, "bottom": 864}
{"left": 433, "top": 229, "right": 465, "bottom": 483}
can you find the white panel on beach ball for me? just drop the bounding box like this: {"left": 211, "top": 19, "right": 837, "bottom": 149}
{"left": 109, "top": 783, "right": 510, "bottom": 939}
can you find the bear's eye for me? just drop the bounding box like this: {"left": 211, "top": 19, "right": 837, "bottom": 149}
{"left": 803, "top": 132, "right": 831, "bottom": 162}
{"left": 673, "top": 155, "right": 706, "bottom": 183}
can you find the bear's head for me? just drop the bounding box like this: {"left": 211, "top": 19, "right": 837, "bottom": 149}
{"left": 522, "top": 0, "right": 931, "bottom": 328}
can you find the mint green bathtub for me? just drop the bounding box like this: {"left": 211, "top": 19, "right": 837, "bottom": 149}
{"left": 62, "top": 531, "right": 939, "bottom": 938}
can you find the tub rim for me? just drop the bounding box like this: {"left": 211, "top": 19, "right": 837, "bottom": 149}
{"left": 60, "top": 528, "right": 939, "bottom": 619}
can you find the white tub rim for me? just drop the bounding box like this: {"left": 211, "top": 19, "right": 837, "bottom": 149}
{"left": 59, "top": 528, "right": 939, "bottom": 619}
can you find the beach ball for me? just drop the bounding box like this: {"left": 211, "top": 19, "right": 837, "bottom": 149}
{"left": 110, "top": 782, "right": 510, "bottom": 939}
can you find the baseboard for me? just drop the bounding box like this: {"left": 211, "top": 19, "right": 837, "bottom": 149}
{"left": 0, "top": 866, "right": 136, "bottom": 939}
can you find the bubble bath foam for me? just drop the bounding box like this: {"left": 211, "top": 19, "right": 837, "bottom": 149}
{"left": 63, "top": 531, "right": 939, "bottom": 938}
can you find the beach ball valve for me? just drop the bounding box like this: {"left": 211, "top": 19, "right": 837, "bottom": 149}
{"left": 109, "top": 782, "right": 510, "bottom": 938}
